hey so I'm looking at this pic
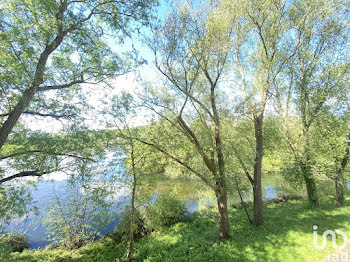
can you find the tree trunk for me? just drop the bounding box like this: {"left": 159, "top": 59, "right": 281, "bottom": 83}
{"left": 215, "top": 186, "right": 230, "bottom": 239}
{"left": 301, "top": 125, "right": 319, "bottom": 208}
{"left": 126, "top": 142, "right": 137, "bottom": 262}
{"left": 0, "top": 87, "right": 37, "bottom": 150}
{"left": 0, "top": 26, "right": 66, "bottom": 151}
{"left": 334, "top": 130, "right": 349, "bottom": 207}
{"left": 301, "top": 164, "right": 319, "bottom": 208}
{"left": 335, "top": 173, "right": 345, "bottom": 207}
{"left": 125, "top": 205, "right": 135, "bottom": 262}
{"left": 253, "top": 115, "right": 264, "bottom": 227}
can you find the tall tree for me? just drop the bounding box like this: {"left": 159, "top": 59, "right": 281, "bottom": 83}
{"left": 101, "top": 92, "right": 161, "bottom": 260}
{"left": 139, "top": 1, "right": 233, "bottom": 238}
{"left": 0, "top": 0, "right": 156, "bottom": 151}
{"left": 220, "top": 0, "right": 294, "bottom": 226}
{"left": 0, "top": 0, "right": 156, "bottom": 221}
{"left": 274, "top": 0, "right": 349, "bottom": 207}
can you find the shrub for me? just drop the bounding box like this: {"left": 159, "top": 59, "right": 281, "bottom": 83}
{"left": 145, "top": 194, "right": 186, "bottom": 230}
{"left": 112, "top": 205, "right": 149, "bottom": 242}
{"left": 0, "top": 232, "right": 28, "bottom": 252}
{"left": 42, "top": 173, "right": 115, "bottom": 250}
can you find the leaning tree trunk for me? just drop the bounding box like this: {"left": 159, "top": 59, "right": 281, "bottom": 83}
{"left": 335, "top": 173, "right": 345, "bottom": 207}
{"left": 0, "top": 33, "right": 65, "bottom": 151}
{"left": 215, "top": 180, "right": 230, "bottom": 239}
{"left": 253, "top": 115, "right": 264, "bottom": 227}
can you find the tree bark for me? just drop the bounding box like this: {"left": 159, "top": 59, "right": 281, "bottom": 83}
{"left": 335, "top": 174, "right": 345, "bottom": 207}
{"left": 301, "top": 125, "right": 320, "bottom": 208}
{"left": 253, "top": 114, "right": 264, "bottom": 227}
{"left": 0, "top": 87, "right": 38, "bottom": 150}
{"left": 215, "top": 181, "right": 230, "bottom": 239}
{"left": 301, "top": 163, "right": 319, "bottom": 208}
{"left": 334, "top": 130, "right": 349, "bottom": 207}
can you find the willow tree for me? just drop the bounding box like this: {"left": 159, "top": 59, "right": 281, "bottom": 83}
{"left": 0, "top": 0, "right": 156, "bottom": 156}
{"left": 274, "top": 0, "right": 349, "bottom": 208}
{"left": 0, "top": 0, "right": 156, "bottom": 222}
{"left": 214, "top": 0, "right": 295, "bottom": 226}
{"left": 138, "top": 2, "right": 234, "bottom": 238}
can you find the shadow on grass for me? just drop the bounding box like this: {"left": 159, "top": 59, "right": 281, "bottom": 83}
{"left": 129, "top": 198, "right": 350, "bottom": 261}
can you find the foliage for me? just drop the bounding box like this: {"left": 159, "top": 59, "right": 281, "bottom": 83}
{"left": 0, "top": 232, "right": 28, "bottom": 252}
{"left": 42, "top": 165, "right": 116, "bottom": 249}
{"left": 0, "top": 0, "right": 156, "bottom": 129}
{"left": 0, "top": 129, "right": 110, "bottom": 227}
{"left": 0, "top": 183, "right": 36, "bottom": 229}
{"left": 111, "top": 205, "right": 149, "bottom": 243}
{"left": 145, "top": 194, "right": 186, "bottom": 230}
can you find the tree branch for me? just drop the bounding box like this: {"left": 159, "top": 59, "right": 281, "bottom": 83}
{"left": 0, "top": 111, "right": 76, "bottom": 119}
{"left": 0, "top": 150, "right": 95, "bottom": 162}
{"left": 38, "top": 79, "right": 85, "bottom": 92}
{"left": 0, "top": 170, "right": 49, "bottom": 184}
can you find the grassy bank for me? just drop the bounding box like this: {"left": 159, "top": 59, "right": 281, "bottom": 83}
{"left": 6, "top": 197, "right": 350, "bottom": 262}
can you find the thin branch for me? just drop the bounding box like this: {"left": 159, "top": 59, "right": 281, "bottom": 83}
{"left": 0, "top": 111, "right": 76, "bottom": 119}
{"left": 132, "top": 136, "right": 214, "bottom": 190}
{"left": 38, "top": 79, "right": 85, "bottom": 92}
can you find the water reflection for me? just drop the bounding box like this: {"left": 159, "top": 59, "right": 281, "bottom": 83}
{"left": 264, "top": 185, "right": 276, "bottom": 200}
{"left": 6, "top": 174, "right": 295, "bottom": 249}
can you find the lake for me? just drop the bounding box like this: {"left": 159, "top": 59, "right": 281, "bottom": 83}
{"left": 5, "top": 173, "right": 346, "bottom": 249}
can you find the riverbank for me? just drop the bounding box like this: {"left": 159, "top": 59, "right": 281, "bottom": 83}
{"left": 6, "top": 196, "right": 350, "bottom": 262}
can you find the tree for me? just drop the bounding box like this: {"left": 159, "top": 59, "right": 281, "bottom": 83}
{"left": 0, "top": 0, "right": 156, "bottom": 154}
{"left": 274, "top": 0, "right": 349, "bottom": 207}
{"left": 101, "top": 92, "right": 159, "bottom": 260}
{"left": 138, "top": 1, "right": 233, "bottom": 238}
{"left": 0, "top": 0, "right": 156, "bottom": 224}
{"left": 217, "top": 0, "right": 294, "bottom": 226}
{"left": 313, "top": 96, "right": 350, "bottom": 207}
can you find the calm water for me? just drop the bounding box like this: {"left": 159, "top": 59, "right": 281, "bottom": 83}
{"left": 5, "top": 174, "right": 347, "bottom": 249}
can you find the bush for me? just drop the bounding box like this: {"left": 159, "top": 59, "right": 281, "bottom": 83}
{"left": 0, "top": 232, "right": 28, "bottom": 252}
{"left": 145, "top": 194, "right": 186, "bottom": 230}
{"left": 112, "top": 205, "right": 149, "bottom": 242}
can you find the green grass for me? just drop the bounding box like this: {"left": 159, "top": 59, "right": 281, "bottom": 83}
{"left": 6, "top": 197, "right": 350, "bottom": 262}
